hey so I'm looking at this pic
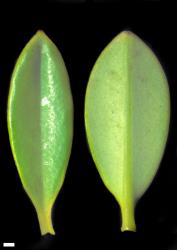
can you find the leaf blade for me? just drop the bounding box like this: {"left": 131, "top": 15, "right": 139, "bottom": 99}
{"left": 7, "top": 31, "right": 73, "bottom": 235}
{"left": 85, "top": 31, "right": 170, "bottom": 231}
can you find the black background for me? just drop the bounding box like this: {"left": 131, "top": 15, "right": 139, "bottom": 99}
{"left": 0, "top": 0, "right": 177, "bottom": 249}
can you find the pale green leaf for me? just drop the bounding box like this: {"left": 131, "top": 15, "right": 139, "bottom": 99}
{"left": 85, "top": 31, "right": 170, "bottom": 231}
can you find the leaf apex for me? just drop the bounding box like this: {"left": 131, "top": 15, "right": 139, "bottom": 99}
{"left": 35, "top": 30, "right": 47, "bottom": 37}
{"left": 33, "top": 30, "right": 51, "bottom": 43}
{"left": 118, "top": 30, "right": 137, "bottom": 39}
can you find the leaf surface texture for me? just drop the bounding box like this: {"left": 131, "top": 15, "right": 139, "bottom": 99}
{"left": 7, "top": 31, "right": 73, "bottom": 235}
{"left": 85, "top": 31, "right": 170, "bottom": 231}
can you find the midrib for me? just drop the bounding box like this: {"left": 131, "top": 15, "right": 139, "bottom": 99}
{"left": 121, "top": 34, "right": 134, "bottom": 215}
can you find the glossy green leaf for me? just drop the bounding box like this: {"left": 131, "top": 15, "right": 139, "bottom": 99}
{"left": 85, "top": 31, "right": 170, "bottom": 231}
{"left": 7, "top": 31, "right": 73, "bottom": 235}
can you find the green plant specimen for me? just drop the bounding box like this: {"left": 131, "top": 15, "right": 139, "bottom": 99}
{"left": 85, "top": 31, "right": 170, "bottom": 231}
{"left": 7, "top": 31, "right": 73, "bottom": 235}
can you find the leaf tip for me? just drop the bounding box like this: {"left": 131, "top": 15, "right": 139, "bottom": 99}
{"left": 35, "top": 29, "right": 47, "bottom": 37}
{"left": 118, "top": 30, "right": 138, "bottom": 40}
{"left": 33, "top": 30, "right": 51, "bottom": 43}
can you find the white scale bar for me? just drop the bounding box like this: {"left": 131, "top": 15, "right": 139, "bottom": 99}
{"left": 3, "top": 243, "right": 15, "bottom": 247}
